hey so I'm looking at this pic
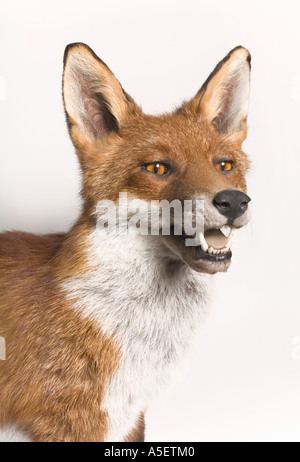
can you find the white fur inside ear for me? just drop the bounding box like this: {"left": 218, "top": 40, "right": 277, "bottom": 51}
{"left": 213, "top": 57, "right": 250, "bottom": 133}
{"left": 64, "top": 65, "right": 90, "bottom": 135}
{"left": 63, "top": 47, "right": 127, "bottom": 139}
{"left": 198, "top": 48, "right": 251, "bottom": 135}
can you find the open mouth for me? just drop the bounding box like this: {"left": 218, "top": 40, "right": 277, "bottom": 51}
{"left": 186, "top": 226, "right": 234, "bottom": 262}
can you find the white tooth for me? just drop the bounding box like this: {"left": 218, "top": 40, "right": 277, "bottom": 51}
{"left": 226, "top": 228, "right": 236, "bottom": 248}
{"left": 220, "top": 225, "right": 231, "bottom": 238}
{"left": 201, "top": 244, "right": 209, "bottom": 253}
{"left": 212, "top": 249, "right": 218, "bottom": 255}
{"left": 208, "top": 247, "right": 213, "bottom": 254}
{"left": 199, "top": 233, "right": 208, "bottom": 252}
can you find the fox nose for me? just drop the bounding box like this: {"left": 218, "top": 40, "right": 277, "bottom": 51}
{"left": 213, "top": 189, "right": 251, "bottom": 222}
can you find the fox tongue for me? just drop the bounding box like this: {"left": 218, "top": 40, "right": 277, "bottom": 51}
{"left": 204, "top": 229, "right": 229, "bottom": 249}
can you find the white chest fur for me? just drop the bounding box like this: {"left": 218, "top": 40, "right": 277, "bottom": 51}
{"left": 63, "top": 232, "right": 211, "bottom": 441}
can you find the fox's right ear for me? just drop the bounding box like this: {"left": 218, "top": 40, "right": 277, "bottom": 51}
{"left": 63, "top": 43, "right": 138, "bottom": 144}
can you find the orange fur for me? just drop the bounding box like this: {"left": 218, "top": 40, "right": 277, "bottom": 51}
{"left": 0, "top": 231, "right": 119, "bottom": 441}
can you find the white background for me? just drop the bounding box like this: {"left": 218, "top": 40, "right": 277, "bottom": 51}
{"left": 1, "top": 0, "right": 300, "bottom": 442}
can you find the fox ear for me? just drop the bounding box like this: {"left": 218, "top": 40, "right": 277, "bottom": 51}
{"left": 63, "top": 43, "right": 136, "bottom": 142}
{"left": 185, "top": 47, "right": 251, "bottom": 138}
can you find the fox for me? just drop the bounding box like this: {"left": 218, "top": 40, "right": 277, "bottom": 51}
{"left": 0, "top": 43, "right": 251, "bottom": 442}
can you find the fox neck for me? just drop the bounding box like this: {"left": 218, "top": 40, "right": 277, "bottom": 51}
{"left": 54, "top": 215, "right": 211, "bottom": 441}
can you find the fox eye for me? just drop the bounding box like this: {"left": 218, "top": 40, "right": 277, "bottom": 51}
{"left": 215, "top": 160, "right": 234, "bottom": 172}
{"left": 143, "top": 162, "right": 169, "bottom": 176}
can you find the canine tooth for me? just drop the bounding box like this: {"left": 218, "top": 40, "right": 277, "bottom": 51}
{"left": 220, "top": 225, "right": 231, "bottom": 238}
{"left": 199, "top": 233, "right": 208, "bottom": 252}
{"left": 201, "top": 243, "right": 208, "bottom": 253}
{"left": 226, "top": 228, "right": 236, "bottom": 248}
{"left": 227, "top": 237, "right": 233, "bottom": 248}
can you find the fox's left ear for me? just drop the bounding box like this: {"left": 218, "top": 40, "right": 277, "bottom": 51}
{"left": 183, "top": 46, "right": 251, "bottom": 141}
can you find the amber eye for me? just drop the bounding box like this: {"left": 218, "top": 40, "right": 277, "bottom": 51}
{"left": 215, "top": 160, "right": 234, "bottom": 172}
{"left": 143, "top": 162, "right": 169, "bottom": 176}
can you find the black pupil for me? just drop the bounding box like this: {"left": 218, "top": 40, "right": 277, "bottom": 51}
{"left": 220, "top": 161, "right": 232, "bottom": 171}
{"left": 154, "top": 163, "right": 163, "bottom": 174}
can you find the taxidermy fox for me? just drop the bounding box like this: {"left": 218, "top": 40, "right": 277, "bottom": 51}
{"left": 0, "top": 43, "right": 251, "bottom": 442}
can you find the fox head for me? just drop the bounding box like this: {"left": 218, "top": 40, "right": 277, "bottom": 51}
{"left": 63, "top": 43, "right": 251, "bottom": 275}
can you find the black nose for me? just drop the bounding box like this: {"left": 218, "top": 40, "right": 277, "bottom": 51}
{"left": 213, "top": 189, "right": 251, "bottom": 222}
